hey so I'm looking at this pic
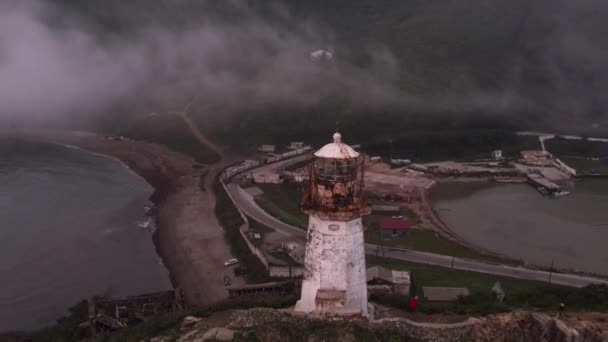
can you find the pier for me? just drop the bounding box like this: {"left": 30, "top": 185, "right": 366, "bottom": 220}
{"left": 527, "top": 173, "right": 561, "bottom": 191}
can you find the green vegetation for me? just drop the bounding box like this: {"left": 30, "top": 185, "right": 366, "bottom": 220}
{"left": 122, "top": 115, "right": 220, "bottom": 164}
{"left": 365, "top": 198, "right": 520, "bottom": 264}
{"left": 546, "top": 137, "right": 608, "bottom": 159}
{"left": 52, "top": 0, "right": 608, "bottom": 148}
{"left": 543, "top": 137, "right": 608, "bottom": 174}
{"left": 367, "top": 256, "right": 545, "bottom": 297}
{"left": 368, "top": 256, "right": 608, "bottom": 315}
{"left": 365, "top": 130, "right": 541, "bottom": 162}
{"left": 560, "top": 156, "right": 608, "bottom": 175}
{"left": 248, "top": 219, "right": 274, "bottom": 248}
{"left": 365, "top": 229, "right": 511, "bottom": 264}
{"left": 214, "top": 180, "right": 269, "bottom": 283}
{"left": 255, "top": 184, "right": 308, "bottom": 230}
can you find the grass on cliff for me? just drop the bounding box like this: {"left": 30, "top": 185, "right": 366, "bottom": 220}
{"left": 367, "top": 256, "right": 547, "bottom": 298}
{"left": 368, "top": 256, "right": 608, "bottom": 315}
{"left": 214, "top": 179, "right": 269, "bottom": 283}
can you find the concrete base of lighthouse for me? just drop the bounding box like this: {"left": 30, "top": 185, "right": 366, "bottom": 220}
{"left": 294, "top": 215, "right": 368, "bottom": 317}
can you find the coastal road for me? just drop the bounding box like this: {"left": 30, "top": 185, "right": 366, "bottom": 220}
{"left": 225, "top": 181, "right": 608, "bottom": 288}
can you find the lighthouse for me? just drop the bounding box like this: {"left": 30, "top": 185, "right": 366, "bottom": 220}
{"left": 295, "top": 132, "right": 371, "bottom": 316}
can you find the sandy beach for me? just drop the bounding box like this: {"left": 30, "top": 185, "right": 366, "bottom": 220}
{"left": 10, "top": 129, "right": 232, "bottom": 308}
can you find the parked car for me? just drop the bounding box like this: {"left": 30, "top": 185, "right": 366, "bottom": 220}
{"left": 223, "top": 276, "right": 232, "bottom": 286}
{"left": 224, "top": 258, "right": 239, "bottom": 267}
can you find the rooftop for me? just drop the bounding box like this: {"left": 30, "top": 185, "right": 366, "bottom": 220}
{"left": 314, "top": 132, "right": 359, "bottom": 159}
{"left": 378, "top": 219, "right": 411, "bottom": 231}
{"left": 366, "top": 266, "right": 411, "bottom": 284}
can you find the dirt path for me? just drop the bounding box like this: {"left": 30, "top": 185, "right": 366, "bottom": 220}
{"left": 169, "top": 110, "right": 242, "bottom": 305}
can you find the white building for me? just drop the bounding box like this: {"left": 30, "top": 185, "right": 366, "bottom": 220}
{"left": 366, "top": 266, "right": 411, "bottom": 296}
{"left": 294, "top": 133, "right": 370, "bottom": 317}
{"left": 288, "top": 142, "right": 305, "bottom": 150}
{"left": 258, "top": 144, "right": 276, "bottom": 153}
{"left": 491, "top": 150, "right": 503, "bottom": 160}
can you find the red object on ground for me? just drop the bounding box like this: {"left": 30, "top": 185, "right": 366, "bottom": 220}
{"left": 378, "top": 219, "right": 411, "bottom": 231}
{"left": 409, "top": 296, "right": 419, "bottom": 312}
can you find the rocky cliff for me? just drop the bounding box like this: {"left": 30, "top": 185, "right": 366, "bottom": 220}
{"left": 146, "top": 308, "right": 608, "bottom": 342}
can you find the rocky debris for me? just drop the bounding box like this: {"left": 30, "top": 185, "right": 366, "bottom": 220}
{"left": 227, "top": 307, "right": 289, "bottom": 330}
{"left": 201, "top": 327, "right": 235, "bottom": 341}
{"left": 177, "top": 328, "right": 203, "bottom": 342}
{"left": 148, "top": 337, "right": 171, "bottom": 342}
{"left": 149, "top": 308, "right": 608, "bottom": 342}
{"left": 470, "top": 312, "right": 608, "bottom": 342}
{"left": 181, "top": 316, "right": 202, "bottom": 331}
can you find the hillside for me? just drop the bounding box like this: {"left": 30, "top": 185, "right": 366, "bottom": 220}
{"left": 38, "top": 0, "right": 608, "bottom": 144}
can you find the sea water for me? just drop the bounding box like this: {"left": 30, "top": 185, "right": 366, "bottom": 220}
{"left": 0, "top": 141, "right": 171, "bottom": 331}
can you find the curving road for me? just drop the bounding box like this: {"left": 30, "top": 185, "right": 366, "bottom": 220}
{"left": 225, "top": 177, "right": 608, "bottom": 288}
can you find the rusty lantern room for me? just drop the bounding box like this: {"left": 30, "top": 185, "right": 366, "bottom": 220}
{"left": 301, "top": 133, "right": 370, "bottom": 221}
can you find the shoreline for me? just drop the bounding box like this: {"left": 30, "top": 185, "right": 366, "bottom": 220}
{"left": 419, "top": 179, "right": 518, "bottom": 263}
{"left": 10, "top": 130, "right": 232, "bottom": 308}
{"left": 424, "top": 178, "right": 608, "bottom": 279}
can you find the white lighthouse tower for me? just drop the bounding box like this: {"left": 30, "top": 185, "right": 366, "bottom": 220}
{"left": 294, "top": 132, "right": 371, "bottom": 317}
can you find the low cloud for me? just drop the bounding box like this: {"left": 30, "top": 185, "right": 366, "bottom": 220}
{"left": 0, "top": 1, "right": 409, "bottom": 123}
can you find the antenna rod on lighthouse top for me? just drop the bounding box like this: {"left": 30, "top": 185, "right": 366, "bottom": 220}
{"left": 333, "top": 132, "right": 342, "bottom": 143}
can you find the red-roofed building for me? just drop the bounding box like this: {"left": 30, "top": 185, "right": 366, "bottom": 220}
{"left": 378, "top": 219, "right": 411, "bottom": 237}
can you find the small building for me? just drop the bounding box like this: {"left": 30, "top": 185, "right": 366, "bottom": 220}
{"left": 390, "top": 158, "right": 412, "bottom": 166}
{"left": 366, "top": 266, "right": 411, "bottom": 296}
{"left": 288, "top": 142, "right": 305, "bottom": 150}
{"left": 520, "top": 150, "right": 553, "bottom": 167}
{"left": 378, "top": 219, "right": 411, "bottom": 237}
{"left": 258, "top": 144, "right": 276, "bottom": 153}
{"left": 371, "top": 205, "right": 400, "bottom": 216}
{"left": 491, "top": 150, "right": 503, "bottom": 160}
{"left": 281, "top": 171, "right": 305, "bottom": 183}
{"left": 423, "top": 287, "right": 469, "bottom": 302}
{"left": 369, "top": 156, "right": 382, "bottom": 162}
{"left": 253, "top": 172, "right": 282, "bottom": 184}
